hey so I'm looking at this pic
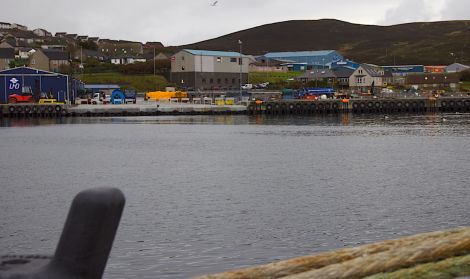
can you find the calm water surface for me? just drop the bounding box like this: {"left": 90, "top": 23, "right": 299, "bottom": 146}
{"left": 1, "top": 113, "right": 469, "bottom": 278}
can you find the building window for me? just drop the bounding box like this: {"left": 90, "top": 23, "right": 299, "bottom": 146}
{"left": 217, "top": 57, "right": 221, "bottom": 62}
{"left": 232, "top": 78, "right": 235, "bottom": 84}
{"left": 238, "top": 58, "right": 242, "bottom": 65}
{"left": 225, "top": 78, "right": 228, "bottom": 84}
{"left": 217, "top": 78, "right": 221, "bottom": 84}
{"left": 230, "top": 57, "right": 237, "bottom": 62}
{"left": 31, "top": 59, "right": 35, "bottom": 65}
{"left": 202, "top": 78, "right": 206, "bottom": 84}
{"left": 181, "top": 56, "right": 184, "bottom": 60}
{"left": 210, "top": 78, "right": 213, "bottom": 84}
{"left": 181, "top": 66, "right": 185, "bottom": 71}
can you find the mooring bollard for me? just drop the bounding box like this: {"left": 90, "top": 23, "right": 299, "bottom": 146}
{"left": 0, "top": 187, "right": 125, "bottom": 279}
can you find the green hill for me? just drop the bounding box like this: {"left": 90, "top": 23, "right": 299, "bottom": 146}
{"left": 180, "top": 19, "right": 470, "bottom": 65}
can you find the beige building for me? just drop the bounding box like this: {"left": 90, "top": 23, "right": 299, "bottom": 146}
{"left": 29, "top": 49, "right": 70, "bottom": 72}
{"left": 0, "top": 48, "right": 15, "bottom": 70}
{"left": 171, "top": 49, "right": 249, "bottom": 90}
{"left": 349, "top": 64, "right": 392, "bottom": 92}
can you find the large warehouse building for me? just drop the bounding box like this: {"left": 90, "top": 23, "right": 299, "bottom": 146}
{"left": 262, "top": 50, "right": 343, "bottom": 70}
{"left": 0, "top": 66, "right": 82, "bottom": 104}
{"left": 170, "top": 49, "right": 250, "bottom": 90}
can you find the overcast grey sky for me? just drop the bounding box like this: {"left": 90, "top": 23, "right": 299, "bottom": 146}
{"left": 1, "top": 0, "right": 468, "bottom": 45}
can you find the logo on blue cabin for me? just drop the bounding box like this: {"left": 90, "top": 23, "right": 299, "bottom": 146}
{"left": 9, "top": 78, "right": 20, "bottom": 90}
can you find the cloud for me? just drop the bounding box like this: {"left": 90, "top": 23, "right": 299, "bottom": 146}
{"left": 378, "top": 0, "right": 443, "bottom": 25}
{"left": 440, "top": 0, "right": 470, "bottom": 21}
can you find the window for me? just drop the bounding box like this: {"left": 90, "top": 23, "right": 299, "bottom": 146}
{"left": 202, "top": 78, "right": 206, "bottom": 84}
{"left": 31, "top": 59, "right": 35, "bottom": 65}
{"left": 230, "top": 57, "right": 237, "bottom": 62}
{"left": 217, "top": 78, "right": 221, "bottom": 84}
{"left": 181, "top": 56, "right": 184, "bottom": 60}
{"left": 225, "top": 78, "right": 228, "bottom": 84}
{"left": 217, "top": 57, "right": 221, "bottom": 62}
{"left": 232, "top": 78, "right": 235, "bottom": 84}
{"left": 210, "top": 78, "right": 213, "bottom": 84}
{"left": 238, "top": 58, "right": 242, "bottom": 65}
{"left": 181, "top": 66, "right": 185, "bottom": 71}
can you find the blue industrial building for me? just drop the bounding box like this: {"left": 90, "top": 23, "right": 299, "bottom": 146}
{"left": 330, "top": 60, "right": 360, "bottom": 70}
{"left": 0, "top": 67, "right": 82, "bottom": 104}
{"left": 383, "top": 65, "right": 424, "bottom": 76}
{"left": 262, "top": 50, "right": 343, "bottom": 70}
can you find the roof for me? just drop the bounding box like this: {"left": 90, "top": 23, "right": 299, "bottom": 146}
{"left": 297, "top": 69, "right": 337, "bottom": 79}
{"left": 406, "top": 73, "right": 459, "bottom": 84}
{"left": 265, "top": 50, "right": 336, "bottom": 58}
{"left": 0, "top": 66, "right": 67, "bottom": 76}
{"left": 41, "top": 49, "right": 69, "bottom": 60}
{"left": 360, "top": 64, "right": 385, "bottom": 77}
{"left": 183, "top": 49, "right": 245, "bottom": 57}
{"left": 332, "top": 66, "right": 355, "bottom": 78}
{"left": 0, "top": 47, "right": 14, "bottom": 58}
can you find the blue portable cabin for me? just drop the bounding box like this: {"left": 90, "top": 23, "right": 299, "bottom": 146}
{"left": 0, "top": 66, "right": 75, "bottom": 104}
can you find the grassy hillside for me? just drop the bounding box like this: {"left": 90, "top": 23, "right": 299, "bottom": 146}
{"left": 181, "top": 19, "right": 470, "bottom": 65}
{"left": 249, "top": 72, "right": 302, "bottom": 84}
{"left": 79, "top": 73, "right": 171, "bottom": 92}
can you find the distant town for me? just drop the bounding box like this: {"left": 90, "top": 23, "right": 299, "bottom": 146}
{"left": 0, "top": 21, "right": 469, "bottom": 98}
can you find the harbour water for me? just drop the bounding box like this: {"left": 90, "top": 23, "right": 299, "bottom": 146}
{"left": 1, "top": 113, "right": 469, "bottom": 278}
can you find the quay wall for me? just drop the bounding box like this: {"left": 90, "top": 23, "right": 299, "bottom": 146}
{"left": 1, "top": 97, "right": 470, "bottom": 118}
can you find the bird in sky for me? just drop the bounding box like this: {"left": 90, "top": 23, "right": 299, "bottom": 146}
{"left": 210, "top": 1, "right": 218, "bottom": 6}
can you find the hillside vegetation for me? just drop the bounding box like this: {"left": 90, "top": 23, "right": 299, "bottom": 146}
{"left": 181, "top": 19, "right": 470, "bottom": 65}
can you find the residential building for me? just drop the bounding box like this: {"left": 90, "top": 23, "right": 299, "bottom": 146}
{"left": 88, "top": 37, "right": 100, "bottom": 44}
{"left": 349, "top": 64, "right": 392, "bottom": 92}
{"left": 11, "top": 23, "right": 28, "bottom": 31}
{"left": 0, "top": 22, "right": 12, "bottom": 29}
{"left": 18, "top": 47, "right": 36, "bottom": 59}
{"left": 295, "top": 66, "right": 354, "bottom": 88}
{"left": 171, "top": 49, "right": 249, "bottom": 90}
{"left": 33, "top": 28, "right": 52, "bottom": 37}
{"left": 0, "top": 48, "right": 15, "bottom": 70}
{"left": 29, "top": 49, "right": 70, "bottom": 72}
{"left": 0, "top": 39, "right": 31, "bottom": 52}
{"left": 55, "top": 32, "right": 67, "bottom": 38}
{"left": 263, "top": 50, "right": 343, "bottom": 69}
{"left": 110, "top": 54, "right": 146, "bottom": 65}
{"left": 98, "top": 40, "right": 143, "bottom": 56}
{"left": 73, "top": 49, "right": 108, "bottom": 62}
{"left": 445, "top": 63, "right": 470, "bottom": 73}
{"left": 405, "top": 73, "right": 460, "bottom": 90}
{"left": 77, "top": 35, "right": 89, "bottom": 42}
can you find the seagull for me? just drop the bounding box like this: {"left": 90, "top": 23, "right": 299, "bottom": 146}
{"left": 210, "top": 1, "right": 218, "bottom": 6}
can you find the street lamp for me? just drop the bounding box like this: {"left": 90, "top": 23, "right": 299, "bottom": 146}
{"left": 238, "top": 39, "right": 242, "bottom": 103}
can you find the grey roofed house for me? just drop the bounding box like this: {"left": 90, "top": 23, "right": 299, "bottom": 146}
{"left": 0, "top": 47, "right": 15, "bottom": 58}
{"left": 42, "top": 49, "right": 70, "bottom": 60}
{"left": 296, "top": 68, "right": 336, "bottom": 81}
{"left": 361, "top": 64, "right": 385, "bottom": 77}
{"left": 333, "top": 66, "right": 355, "bottom": 78}
{"left": 445, "top": 63, "right": 470, "bottom": 73}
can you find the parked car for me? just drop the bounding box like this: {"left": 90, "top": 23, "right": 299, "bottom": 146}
{"left": 8, "top": 92, "right": 34, "bottom": 103}
{"left": 241, "top": 84, "right": 253, "bottom": 90}
{"left": 124, "top": 90, "right": 137, "bottom": 104}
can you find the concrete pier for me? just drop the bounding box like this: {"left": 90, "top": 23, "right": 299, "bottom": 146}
{"left": 1, "top": 97, "right": 470, "bottom": 118}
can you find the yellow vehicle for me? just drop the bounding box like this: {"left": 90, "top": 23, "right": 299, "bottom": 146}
{"left": 145, "top": 91, "right": 188, "bottom": 101}
{"left": 39, "top": 98, "right": 65, "bottom": 104}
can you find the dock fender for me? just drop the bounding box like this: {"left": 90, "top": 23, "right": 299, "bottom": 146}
{"left": 367, "top": 102, "right": 373, "bottom": 108}
{"left": 47, "top": 106, "right": 54, "bottom": 113}
{"left": 55, "top": 105, "right": 62, "bottom": 112}
{"left": 8, "top": 106, "right": 16, "bottom": 113}
{"left": 441, "top": 101, "right": 447, "bottom": 107}
{"left": 32, "top": 106, "right": 38, "bottom": 113}
{"left": 352, "top": 102, "right": 358, "bottom": 109}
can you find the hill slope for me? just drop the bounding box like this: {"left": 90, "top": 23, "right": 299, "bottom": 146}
{"left": 181, "top": 19, "right": 470, "bottom": 65}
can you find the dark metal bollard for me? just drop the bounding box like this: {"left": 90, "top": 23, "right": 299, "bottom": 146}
{"left": 0, "top": 187, "right": 125, "bottom": 279}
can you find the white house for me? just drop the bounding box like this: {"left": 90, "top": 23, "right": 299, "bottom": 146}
{"left": 349, "top": 64, "right": 392, "bottom": 92}
{"left": 33, "top": 28, "right": 52, "bottom": 37}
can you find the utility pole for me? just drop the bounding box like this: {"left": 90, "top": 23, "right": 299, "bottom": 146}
{"left": 238, "top": 40, "right": 243, "bottom": 103}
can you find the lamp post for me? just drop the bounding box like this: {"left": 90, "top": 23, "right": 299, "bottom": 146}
{"left": 238, "top": 39, "right": 242, "bottom": 103}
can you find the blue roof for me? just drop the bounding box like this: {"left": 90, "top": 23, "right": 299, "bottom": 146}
{"left": 0, "top": 66, "right": 65, "bottom": 76}
{"left": 84, "top": 84, "right": 120, "bottom": 90}
{"left": 265, "top": 50, "right": 337, "bottom": 58}
{"left": 184, "top": 49, "right": 244, "bottom": 57}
